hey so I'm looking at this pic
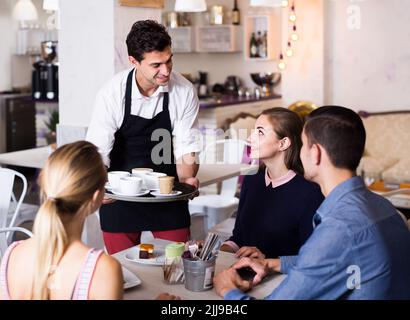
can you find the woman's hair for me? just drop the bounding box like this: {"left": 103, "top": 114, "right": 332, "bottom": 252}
{"left": 31, "top": 141, "right": 106, "bottom": 299}
{"left": 261, "top": 107, "right": 304, "bottom": 175}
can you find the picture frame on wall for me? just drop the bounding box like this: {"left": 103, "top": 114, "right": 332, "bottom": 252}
{"left": 118, "top": 0, "right": 164, "bottom": 8}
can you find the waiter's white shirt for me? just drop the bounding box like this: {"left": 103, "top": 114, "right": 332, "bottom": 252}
{"left": 86, "top": 68, "right": 201, "bottom": 167}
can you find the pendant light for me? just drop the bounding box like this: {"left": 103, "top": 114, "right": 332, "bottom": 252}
{"left": 43, "top": 0, "right": 60, "bottom": 30}
{"left": 12, "top": 0, "right": 38, "bottom": 21}
{"left": 175, "top": 0, "right": 207, "bottom": 12}
{"left": 43, "top": 0, "right": 59, "bottom": 11}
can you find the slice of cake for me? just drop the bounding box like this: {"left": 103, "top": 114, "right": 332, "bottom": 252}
{"left": 139, "top": 243, "right": 154, "bottom": 259}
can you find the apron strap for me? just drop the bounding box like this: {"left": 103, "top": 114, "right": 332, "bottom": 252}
{"left": 124, "top": 69, "right": 134, "bottom": 119}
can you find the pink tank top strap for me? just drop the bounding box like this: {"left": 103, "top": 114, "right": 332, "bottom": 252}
{"left": 71, "top": 248, "right": 104, "bottom": 300}
{"left": 0, "top": 241, "right": 24, "bottom": 300}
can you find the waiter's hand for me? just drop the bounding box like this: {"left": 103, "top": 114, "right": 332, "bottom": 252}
{"left": 183, "top": 177, "right": 199, "bottom": 189}
{"left": 103, "top": 196, "right": 116, "bottom": 204}
{"left": 181, "top": 177, "right": 200, "bottom": 200}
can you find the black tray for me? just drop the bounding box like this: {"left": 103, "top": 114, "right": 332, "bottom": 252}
{"left": 105, "top": 182, "right": 198, "bottom": 203}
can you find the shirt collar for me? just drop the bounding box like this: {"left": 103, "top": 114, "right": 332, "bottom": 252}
{"left": 131, "top": 68, "right": 169, "bottom": 100}
{"left": 265, "top": 168, "right": 297, "bottom": 188}
{"left": 315, "top": 176, "right": 365, "bottom": 221}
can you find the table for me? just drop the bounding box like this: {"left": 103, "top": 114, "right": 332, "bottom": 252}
{"left": 115, "top": 238, "right": 285, "bottom": 300}
{"left": 369, "top": 181, "right": 410, "bottom": 209}
{"left": 0, "top": 146, "right": 51, "bottom": 169}
{"left": 0, "top": 147, "right": 259, "bottom": 187}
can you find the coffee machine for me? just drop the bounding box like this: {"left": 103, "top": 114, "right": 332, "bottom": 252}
{"left": 32, "top": 41, "right": 59, "bottom": 101}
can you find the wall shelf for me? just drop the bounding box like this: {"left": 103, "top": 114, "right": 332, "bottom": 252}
{"left": 244, "top": 14, "right": 280, "bottom": 61}
{"left": 167, "top": 26, "right": 195, "bottom": 53}
{"left": 196, "top": 25, "right": 242, "bottom": 53}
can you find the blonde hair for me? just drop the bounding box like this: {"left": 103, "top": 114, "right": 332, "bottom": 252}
{"left": 31, "top": 141, "right": 106, "bottom": 299}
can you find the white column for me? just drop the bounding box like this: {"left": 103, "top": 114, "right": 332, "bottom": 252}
{"left": 57, "top": 0, "right": 161, "bottom": 145}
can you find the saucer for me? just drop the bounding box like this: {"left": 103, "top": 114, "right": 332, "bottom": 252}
{"left": 150, "top": 190, "right": 182, "bottom": 198}
{"left": 111, "top": 189, "right": 150, "bottom": 197}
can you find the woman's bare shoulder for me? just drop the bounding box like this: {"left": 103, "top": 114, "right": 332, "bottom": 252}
{"left": 89, "top": 252, "right": 124, "bottom": 300}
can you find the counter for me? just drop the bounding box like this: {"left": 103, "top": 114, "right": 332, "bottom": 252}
{"left": 199, "top": 94, "right": 282, "bottom": 109}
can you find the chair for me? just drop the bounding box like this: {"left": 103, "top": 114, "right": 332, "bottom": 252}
{"left": 0, "top": 168, "right": 37, "bottom": 244}
{"left": 209, "top": 217, "right": 236, "bottom": 242}
{"left": 189, "top": 139, "right": 249, "bottom": 238}
{"left": 221, "top": 112, "right": 257, "bottom": 141}
{"left": 0, "top": 227, "right": 33, "bottom": 259}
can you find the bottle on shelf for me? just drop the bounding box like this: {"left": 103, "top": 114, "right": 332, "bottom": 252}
{"left": 250, "top": 32, "right": 258, "bottom": 58}
{"left": 232, "top": 0, "right": 240, "bottom": 25}
{"left": 256, "top": 31, "right": 262, "bottom": 57}
{"left": 259, "top": 30, "right": 268, "bottom": 58}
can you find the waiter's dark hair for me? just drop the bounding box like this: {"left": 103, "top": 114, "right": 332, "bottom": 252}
{"left": 126, "top": 20, "right": 172, "bottom": 62}
{"left": 304, "top": 106, "right": 366, "bottom": 171}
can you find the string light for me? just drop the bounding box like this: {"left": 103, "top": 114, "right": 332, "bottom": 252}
{"left": 289, "top": 2, "right": 296, "bottom": 22}
{"left": 278, "top": 1, "right": 299, "bottom": 72}
{"left": 278, "top": 53, "right": 286, "bottom": 71}
{"left": 285, "top": 41, "right": 293, "bottom": 57}
{"left": 291, "top": 24, "right": 299, "bottom": 41}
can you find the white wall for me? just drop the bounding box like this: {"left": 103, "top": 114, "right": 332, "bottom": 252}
{"left": 325, "top": 0, "right": 410, "bottom": 112}
{"left": 281, "top": 0, "right": 324, "bottom": 106}
{"left": 0, "top": 0, "right": 51, "bottom": 91}
{"left": 0, "top": 0, "right": 14, "bottom": 91}
{"left": 59, "top": 0, "right": 115, "bottom": 127}
{"left": 58, "top": 0, "right": 161, "bottom": 128}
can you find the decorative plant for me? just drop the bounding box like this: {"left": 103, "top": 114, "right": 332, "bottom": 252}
{"left": 45, "top": 110, "right": 59, "bottom": 133}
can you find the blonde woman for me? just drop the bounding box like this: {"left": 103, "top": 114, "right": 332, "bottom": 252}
{"left": 0, "top": 141, "right": 123, "bottom": 300}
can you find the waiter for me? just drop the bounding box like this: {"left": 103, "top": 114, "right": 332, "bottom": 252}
{"left": 86, "top": 20, "right": 200, "bottom": 254}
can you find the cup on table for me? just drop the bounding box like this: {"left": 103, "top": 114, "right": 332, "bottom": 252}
{"left": 144, "top": 172, "right": 167, "bottom": 190}
{"left": 119, "top": 176, "right": 142, "bottom": 195}
{"left": 159, "top": 176, "right": 175, "bottom": 194}
{"left": 108, "top": 171, "right": 130, "bottom": 190}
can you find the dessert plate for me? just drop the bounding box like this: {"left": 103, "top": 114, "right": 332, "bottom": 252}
{"left": 124, "top": 246, "right": 165, "bottom": 266}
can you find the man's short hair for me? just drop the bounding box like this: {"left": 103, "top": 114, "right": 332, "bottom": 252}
{"left": 126, "top": 20, "right": 172, "bottom": 62}
{"left": 304, "top": 106, "right": 366, "bottom": 171}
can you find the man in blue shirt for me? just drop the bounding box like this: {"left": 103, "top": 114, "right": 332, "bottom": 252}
{"left": 214, "top": 106, "right": 410, "bottom": 299}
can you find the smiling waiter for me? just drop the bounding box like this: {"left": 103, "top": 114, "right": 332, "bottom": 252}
{"left": 86, "top": 20, "right": 200, "bottom": 255}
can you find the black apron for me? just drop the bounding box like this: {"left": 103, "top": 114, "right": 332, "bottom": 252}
{"left": 100, "top": 69, "right": 190, "bottom": 233}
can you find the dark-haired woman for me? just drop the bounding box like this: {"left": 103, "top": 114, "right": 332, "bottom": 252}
{"left": 220, "top": 108, "right": 324, "bottom": 259}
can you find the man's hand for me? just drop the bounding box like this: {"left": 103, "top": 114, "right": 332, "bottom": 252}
{"left": 232, "top": 257, "right": 271, "bottom": 286}
{"left": 213, "top": 267, "right": 253, "bottom": 298}
{"left": 235, "top": 246, "right": 266, "bottom": 259}
{"left": 156, "top": 292, "right": 181, "bottom": 300}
